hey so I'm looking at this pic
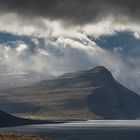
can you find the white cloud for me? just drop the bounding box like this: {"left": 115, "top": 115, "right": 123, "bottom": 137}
{"left": 0, "top": 13, "right": 140, "bottom": 93}
{"left": 0, "top": 30, "right": 139, "bottom": 94}
{"left": 16, "top": 43, "right": 28, "bottom": 54}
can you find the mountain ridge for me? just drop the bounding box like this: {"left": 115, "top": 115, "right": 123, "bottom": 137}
{"left": 0, "top": 66, "right": 140, "bottom": 120}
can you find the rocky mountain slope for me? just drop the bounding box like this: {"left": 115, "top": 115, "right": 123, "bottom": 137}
{"left": 0, "top": 66, "right": 140, "bottom": 120}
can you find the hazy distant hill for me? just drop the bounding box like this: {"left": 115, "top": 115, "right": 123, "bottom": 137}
{"left": 0, "top": 66, "right": 140, "bottom": 120}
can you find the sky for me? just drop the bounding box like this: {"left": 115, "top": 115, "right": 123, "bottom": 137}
{"left": 0, "top": 0, "right": 140, "bottom": 93}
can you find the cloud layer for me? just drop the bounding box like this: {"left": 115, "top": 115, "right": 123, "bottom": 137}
{"left": 0, "top": 0, "right": 140, "bottom": 24}
{"left": 0, "top": 1, "right": 139, "bottom": 94}
{"left": 0, "top": 31, "right": 140, "bottom": 94}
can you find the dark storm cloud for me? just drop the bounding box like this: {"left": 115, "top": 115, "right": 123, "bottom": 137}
{"left": 0, "top": 0, "right": 140, "bottom": 24}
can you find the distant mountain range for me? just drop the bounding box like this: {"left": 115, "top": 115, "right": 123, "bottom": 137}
{"left": 0, "top": 66, "right": 140, "bottom": 120}
{"left": 0, "top": 72, "right": 53, "bottom": 90}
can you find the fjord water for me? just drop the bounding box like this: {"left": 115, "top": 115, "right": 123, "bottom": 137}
{"left": 2, "top": 120, "right": 140, "bottom": 140}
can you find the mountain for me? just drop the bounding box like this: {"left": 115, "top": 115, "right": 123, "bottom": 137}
{"left": 0, "top": 110, "right": 27, "bottom": 127}
{"left": 0, "top": 109, "right": 47, "bottom": 127}
{"left": 0, "top": 109, "right": 60, "bottom": 127}
{"left": 1, "top": 66, "right": 140, "bottom": 120}
{"left": 0, "top": 72, "right": 53, "bottom": 90}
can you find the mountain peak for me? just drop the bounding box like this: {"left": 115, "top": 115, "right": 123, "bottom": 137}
{"left": 88, "top": 66, "right": 110, "bottom": 74}
{"left": 85, "top": 66, "right": 114, "bottom": 83}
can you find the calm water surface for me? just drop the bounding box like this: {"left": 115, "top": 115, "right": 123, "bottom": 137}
{"left": 1, "top": 120, "right": 140, "bottom": 140}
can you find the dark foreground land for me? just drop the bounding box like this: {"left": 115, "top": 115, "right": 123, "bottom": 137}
{"left": 0, "top": 132, "right": 53, "bottom": 140}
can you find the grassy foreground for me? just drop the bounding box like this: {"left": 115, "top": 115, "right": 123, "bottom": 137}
{"left": 0, "top": 132, "right": 53, "bottom": 140}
